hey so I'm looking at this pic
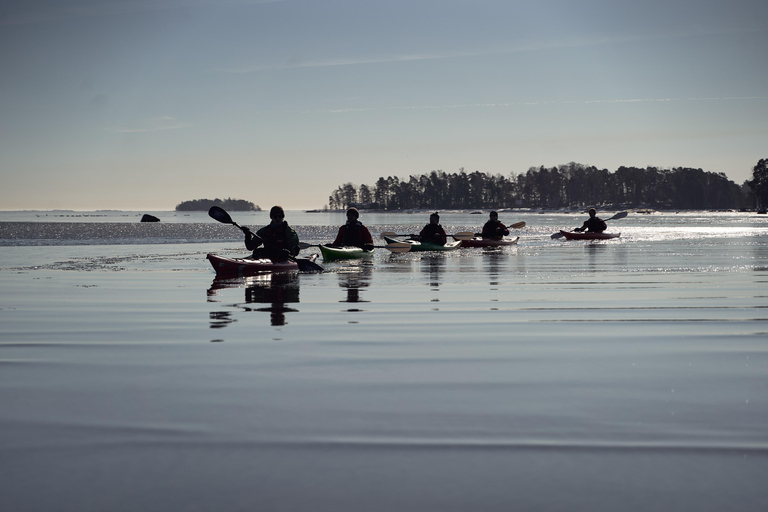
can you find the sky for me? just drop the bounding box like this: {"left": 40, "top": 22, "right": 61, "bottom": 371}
{"left": 1, "top": 0, "right": 767, "bottom": 211}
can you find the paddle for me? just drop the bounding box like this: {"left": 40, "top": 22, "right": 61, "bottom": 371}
{"left": 208, "top": 206, "right": 324, "bottom": 272}
{"left": 209, "top": 205, "right": 246, "bottom": 231}
{"left": 380, "top": 231, "right": 475, "bottom": 240}
{"left": 550, "top": 211, "right": 628, "bottom": 239}
{"left": 298, "top": 242, "right": 412, "bottom": 253}
{"left": 379, "top": 231, "right": 417, "bottom": 238}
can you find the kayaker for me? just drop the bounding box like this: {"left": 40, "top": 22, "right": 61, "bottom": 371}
{"left": 480, "top": 211, "right": 510, "bottom": 239}
{"left": 331, "top": 207, "right": 374, "bottom": 250}
{"left": 573, "top": 208, "right": 608, "bottom": 233}
{"left": 244, "top": 205, "right": 300, "bottom": 261}
{"left": 418, "top": 212, "right": 447, "bottom": 245}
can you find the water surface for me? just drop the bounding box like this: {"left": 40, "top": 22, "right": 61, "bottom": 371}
{"left": 1, "top": 210, "right": 767, "bottom": 511}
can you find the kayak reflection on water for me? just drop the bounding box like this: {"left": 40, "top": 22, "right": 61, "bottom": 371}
{"left": 207, "top": 272, "right": 300, "bottom": 327}
{"left": 338, "top": 265, "right": 372, "bottom": 309}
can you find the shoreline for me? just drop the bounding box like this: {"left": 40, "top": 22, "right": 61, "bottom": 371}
{"left": 305, "top": 207, "right": 761, "bottom": 214}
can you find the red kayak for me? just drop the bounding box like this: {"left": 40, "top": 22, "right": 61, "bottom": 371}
{"left": 559, "top": 230, "right": 621, "bottom": 240}
{"left": 206, "top": 253, "right": 299, "bottom": 276}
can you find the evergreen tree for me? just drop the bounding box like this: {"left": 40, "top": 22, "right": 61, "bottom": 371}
{"left": 748, "top": 158, "right": 768, "bottom": 209}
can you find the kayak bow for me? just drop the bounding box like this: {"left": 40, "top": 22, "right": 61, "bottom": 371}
{"left": 558, "top": 231, "right": 621, "bottom": 240}
{"left": 383, "top": 236, "right": 462, "bottom": 251}
{"left": 457, "top": 236, "right": 520, "bottom": 248}
{"left": 319, "top": 244, "right": 373, "bottom": 261}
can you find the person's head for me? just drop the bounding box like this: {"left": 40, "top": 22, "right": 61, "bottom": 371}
{"left": 346, "top": 207, "right": 360, "bottom": 222}
{"left": 588, "top": 208, "right": 596, "bottom": 217}
{"left": 270, "top": 206, "right": 285, "bottom": 223}
{"left": 430, "top": 212, "right": 440, "bottom": 224}
{"left": 489, "top": 211, "right": 498, "bottom": 220}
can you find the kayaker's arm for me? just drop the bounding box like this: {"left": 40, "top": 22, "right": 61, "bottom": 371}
{"left": 244, "top": 229, "right": 263, "bottom": 250}
{"left": 286, "top": 226, "right": 300, "bottom": 256}
{"left": 331, "top": 225, "right": 345, "bottom": 246}
{"left": 361, "top": 225, "right": 374, "bottom": 246}
{"left": 573, "top": 220, "right": 589, "bottom": 232}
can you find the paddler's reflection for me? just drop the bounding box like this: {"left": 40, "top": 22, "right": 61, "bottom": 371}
{"left": 423, "top": 255, "right": 445, "bottom": 291}
{"left": 208, "top": 272, "right": 300, "bottom": 327}
{"left": 338, "top": 265, "right": 372, "bottom": 310}
{"left": 244, "top": 272, "right": 299, "bottom": 326}
{"left": 484, "top": 251, "right": 503, "bottom": 286}
{"left": 209, "top": 311, "right": 236, "bottom": 329}
{"left": 585, "top": 243, "right": 607, "bottom": 271}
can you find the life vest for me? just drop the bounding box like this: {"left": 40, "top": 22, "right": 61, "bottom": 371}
{"left": 341, "top": 222, "right": 364, "bottom": 246}
{"left": 421, "top": 224, "right": 446, "bottom": 245}
{"left": 586, "top": 217, "right": 607, "bottom": 233}
{"left": 482, "top": 220, "right": 509, "bottom": 239}
{"left": 259, "top": 222, "right": 289, "bottom": 246}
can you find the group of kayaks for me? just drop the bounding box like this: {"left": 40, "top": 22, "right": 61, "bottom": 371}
{"left": 316, "top": 231, "right": 524, "bottom": 261}
{"left": 380, "top": 235, "right": 518, "bottom": 252}
{"left": 205, "top": 205, "right": 626, "bottom": 276}
{"left": 207, "top": 228, "right": 619, "bottom": 277}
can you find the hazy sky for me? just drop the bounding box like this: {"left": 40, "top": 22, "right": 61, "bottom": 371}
{"left": 1, "top": 0, "right": 766, "bottom": 210}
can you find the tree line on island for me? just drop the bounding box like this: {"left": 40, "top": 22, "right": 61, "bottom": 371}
{"left": 175, "top": 198, "right": 261, "bottom": 211}
{"left": 327, "top": 159, "right": 768, "bottom": 211}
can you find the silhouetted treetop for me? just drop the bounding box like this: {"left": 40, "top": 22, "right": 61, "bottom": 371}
{"left": 748, "top": 158, "right": 768, "bottom": 210}
{"left": 328, "top": 163, "right": 752, "bottom": 211}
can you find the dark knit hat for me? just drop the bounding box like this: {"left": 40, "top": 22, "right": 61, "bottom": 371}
{"left": 270, "top": 205, "right": 285, "bottom": 219}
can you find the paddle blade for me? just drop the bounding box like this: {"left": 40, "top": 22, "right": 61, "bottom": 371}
{"left": 208, "top": 206, "right": 234, "bottom": 225}
{"left": 380, "top": 231, "right": 399, "bottom": 239}
{"left": 296, "top": 257, "right": 324, "bottom": 272}
{"left": 385, "top": 242, "right": 411, "bottom": 253}
{"left": 608, "top": 211, "right": 628, "bottom": 221}
{"left": 452, "top": 231, "right": 475, "bottom": 241}
{"left": 510, "top": 221, "right": 526, "bottom": 229}
{"left": 550, "top": 232, "right": 565, "bottom": 239}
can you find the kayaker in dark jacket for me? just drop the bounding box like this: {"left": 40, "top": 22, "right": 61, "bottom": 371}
{"left": 332, "top": 207, "right": 374, "bottom": 250}
{"left": 480, "top": 211, "right": 510, "bottom": 239}
{"left": 419, "top": 212, "right": 447, "bottom": 245}
{"left": 245, "top": 205, "right": 300, "bottom": 261}
{"left": 574, "top": 208, "right": 608, "bottom": 233}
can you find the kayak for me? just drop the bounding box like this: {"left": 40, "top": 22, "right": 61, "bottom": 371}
{"left": 559, "top": 230, "right": 621, "bottom": 240}
{"left": 383, "top": 236, "right": 462, "bottom": 252}
{"left": 457, "top": 236, "right": 520, "bottom": 248}
{"left": 206, "top": 253, "right": 299, "bottom": 276}
{"left": 319, "top": 244, "right": 373, "bottom": 261}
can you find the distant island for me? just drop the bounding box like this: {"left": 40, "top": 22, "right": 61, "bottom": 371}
{"left": 175, "top": 198, "right": 261, "bottom": 211}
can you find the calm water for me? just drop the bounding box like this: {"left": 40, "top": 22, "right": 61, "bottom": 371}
{"left": 1, "top": 210, "right": 767, "bottom": 512}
